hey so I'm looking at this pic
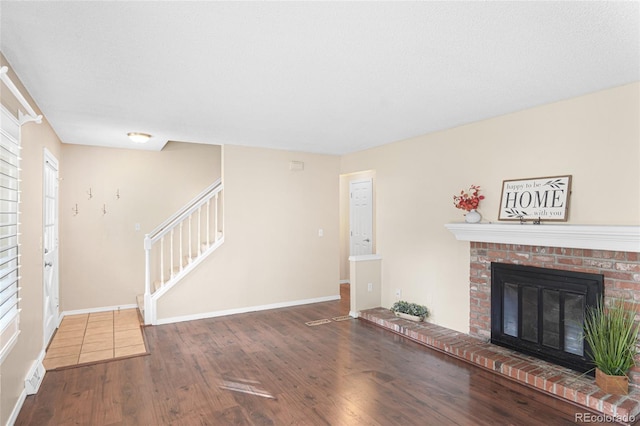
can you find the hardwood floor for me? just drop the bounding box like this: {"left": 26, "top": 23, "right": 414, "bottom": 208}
{"left": 17, "top": 289, "right": 603, "bottom": 425}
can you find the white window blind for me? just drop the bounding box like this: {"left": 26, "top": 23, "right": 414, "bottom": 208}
{"left": 0, "top": 105, "right": 21, "bottom": 361}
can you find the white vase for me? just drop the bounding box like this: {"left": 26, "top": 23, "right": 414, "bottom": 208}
{"left": 465, "top": 209, "right": 482, "bottom": 223}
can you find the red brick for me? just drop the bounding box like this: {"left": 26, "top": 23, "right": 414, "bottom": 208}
{"left": 584, "top": 259, "right": 614, "bottom": 269}
{"left": 532, "top": 255, "right": 555, "bottom": 263}
{"left": 614, "top": 251, "right": 628, "bottom": 260}
{"left": 588, "top": 390, "right": 608, "bottom": 410}
{"left": 616, "top": 263, "right": 640, "bottom": 273}
{"left": 474, "top": 292, "right": 489, "bottom": 300}
{"left": 557, "top": 256, "right": 584, "bottom": 266}
{"left": 507, "top": 252, "right": 530, "bottom": 261}
{"left": 605, "top": 271, "right": 635, "bottom": 281}
{"left": 591, "top": 250, "right": 615, "bottom": 259}
{"left": 564, "top": 387, "right": 577, "bottom": 401}
{"left": 615, "top": 281, "right": 640, "bottom": 292}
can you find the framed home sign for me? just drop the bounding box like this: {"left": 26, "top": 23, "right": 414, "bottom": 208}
{"left": 498, "top": 175, "right": 572, "bottom": 222}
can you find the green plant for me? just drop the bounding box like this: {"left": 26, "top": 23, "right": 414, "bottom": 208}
{"left": 390, "top": 300, "right": 429, "bottom": 319}
{"left": 583, "top": 298, "right": 640, "bottom": 376}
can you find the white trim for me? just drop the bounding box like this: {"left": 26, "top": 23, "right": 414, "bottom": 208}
{"left": 339, "top": 280, "right": 350, "bottom": 284}
{"left": 349, "top": 254, "right": 383, "bottom": 262}
{"left": 0, "top": 66, "right": 42, "bottom": 124}
{"left": 60, "top": 303, "right": 137, "bottom": 318}
{"left": 156, "top": 295, "right": 340, "bottom": 325}
{"left": 6, "top": 388, "right": 27, "bottom": 426}
{"left": 444, "top": 223, "right": 640, "bottom": 252}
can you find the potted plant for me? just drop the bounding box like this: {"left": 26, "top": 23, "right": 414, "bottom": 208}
{"left": 390, "top": 300, "right": 429, "bottom": 322}
{"left": 582, "top": 298, "right": 640, "bottom": 395}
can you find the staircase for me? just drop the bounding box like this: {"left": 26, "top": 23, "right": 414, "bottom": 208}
{"left": 138, "top": 178, "right": 224, "bottom": 325}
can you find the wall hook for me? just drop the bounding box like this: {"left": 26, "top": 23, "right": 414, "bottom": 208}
{"left": 72, "top": 204, "right": 79, "bottom": 216}
{"left": 102, "top": 204, "right": 107, "bottom": 215}
{"left": 87, "top": 187, "right": 93, "bottom": 200}
{"left": 116, "top": 189, "right": 120, "bottom": 200}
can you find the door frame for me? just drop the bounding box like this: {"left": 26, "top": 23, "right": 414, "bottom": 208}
{"left": 43, "top": 148, "right": 60, "bottom": 346}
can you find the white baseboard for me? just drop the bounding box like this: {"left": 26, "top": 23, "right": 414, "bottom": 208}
{"left": 339, "top": 280, "right": 350, "bottom": 284}
{"left": 6, "top": 388, "right": 27, "bottom": 426}
{"left": 157, "top": 295, "right": 341, "bottom": 325}
{"left": 60, "top": 303, "right": 138, "bottom": 319}
{"left": 349, "top": 310, "right": 359, "bottom": 318}
{"left": 5, "top": 349, "right": 45, "bottom": 426}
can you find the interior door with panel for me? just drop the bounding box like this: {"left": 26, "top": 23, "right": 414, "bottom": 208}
{"left": 43, "top": 149, "right": 59, "bottom": 346}
{"left": 349, "top": 178, "right": 373, "bottom": 257}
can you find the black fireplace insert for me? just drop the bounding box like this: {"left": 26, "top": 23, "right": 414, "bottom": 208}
{"left": 491, "top": 263, "right": 603, "bottom": 374}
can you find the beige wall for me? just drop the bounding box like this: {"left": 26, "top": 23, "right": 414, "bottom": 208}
{"left": 341, "top": 82, "right": 640, "bottom": 333}
{"left": 59, "top": 142, "right": 221, "bottom": 311}
{"left": 1, "top": 55, "right": 63, "bottom": 426}
{"left": 350, "top": 257, "right": 382, "bottom": 314}
{"left": 157, "top": 145, "right": 340, "bottom": 320}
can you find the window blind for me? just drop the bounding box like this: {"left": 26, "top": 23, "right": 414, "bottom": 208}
{"left": 0, "top": 105, "right": 21, "bottom": 361}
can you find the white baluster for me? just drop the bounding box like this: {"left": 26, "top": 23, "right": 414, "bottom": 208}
{"left": 170, "top": 228, "right": 174, "bottom": 278}
{"left": 188, "top": 214, "right": 192, "bottom": 263}
{"left": 214, "top": 192, "right": 219, "bottom": 241}
{"left": 160, "top": 237, "right": 165, "bottom": 285}
{"left": 206, "top": 199, "right": 210, "bottom": 247}
{"left": 198, "top": 206, "right": 202, "bottom": 255}
{"left": 179, "top": 222, "right": 183, "bottom": 271}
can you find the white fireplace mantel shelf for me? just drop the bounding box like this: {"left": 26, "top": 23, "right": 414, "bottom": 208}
{"left": 444, "top": 223, "right": 640, "bottom": 253}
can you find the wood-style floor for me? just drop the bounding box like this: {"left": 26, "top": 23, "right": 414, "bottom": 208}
{"left": 17, "top": 287, "right": 600, "bottom": 425}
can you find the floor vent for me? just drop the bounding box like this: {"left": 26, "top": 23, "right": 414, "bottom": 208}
{"left": 331, "top": 315, "right": 353, "bottom": 322}
{"left": 25, "top": 359, "right": 45, "bottom": 395}
{"left": 305, "top": 319, "right": 331, "bottom": 326}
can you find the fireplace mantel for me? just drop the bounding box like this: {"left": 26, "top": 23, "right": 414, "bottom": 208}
{"left": 444, "top": 223, "right": 640, "bottom": 253}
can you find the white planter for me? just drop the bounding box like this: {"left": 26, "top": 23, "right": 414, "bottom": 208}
{"left": 395, "top": 312, "right": 423, "bottom": 322}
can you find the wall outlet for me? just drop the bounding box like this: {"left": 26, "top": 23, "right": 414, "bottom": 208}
{"left": 367, "top": 282, "right": 373, "bottom": 292}
{"left": 395, "top": 288, "right": 402, "bottom": 299}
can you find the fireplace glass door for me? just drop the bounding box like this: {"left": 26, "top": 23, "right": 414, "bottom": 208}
{"left": 491, "top": 263, "right": 603, "bottom": 374}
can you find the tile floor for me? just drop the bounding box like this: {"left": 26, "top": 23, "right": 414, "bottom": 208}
{"left": 43, "top": 309, "right": 147, "bottom": 370}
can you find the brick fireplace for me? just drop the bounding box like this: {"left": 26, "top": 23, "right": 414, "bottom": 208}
{"left": 446, "top": 223, "right": 640, "bottom": 388}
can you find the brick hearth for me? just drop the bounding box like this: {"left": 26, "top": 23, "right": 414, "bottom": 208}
{"left": 360, "top": 307, "right": 640, "bottom": 425}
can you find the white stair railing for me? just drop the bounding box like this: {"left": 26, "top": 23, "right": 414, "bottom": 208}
{"left": 143, "top": 178, "right": 224, "bottom": 324}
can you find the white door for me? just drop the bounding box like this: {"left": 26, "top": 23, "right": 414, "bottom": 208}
{"left": 349, "top": 179, "right": 373, "bottom": 256}
{"left": 43, "top": 149, "right": 59, "bottom": 346}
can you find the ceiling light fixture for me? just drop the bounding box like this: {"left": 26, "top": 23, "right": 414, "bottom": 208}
{"left": 127, "top": 132, "right": 152, "bottom": 143}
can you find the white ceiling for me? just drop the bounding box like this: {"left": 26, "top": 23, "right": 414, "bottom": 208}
{"left": 1, "top": 1, "right": 638, "bottom": 155}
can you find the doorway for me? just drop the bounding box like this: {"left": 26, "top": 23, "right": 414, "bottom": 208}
{"left": 339, "top": 171, "right": 376, "bottom": 284}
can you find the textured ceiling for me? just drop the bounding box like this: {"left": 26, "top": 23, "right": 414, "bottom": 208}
{"left": 1, "top": 2, "right": 638, "bottom": 154}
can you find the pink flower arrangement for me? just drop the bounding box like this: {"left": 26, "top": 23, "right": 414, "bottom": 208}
{"left": 453, "top": 185, "right": 485, "bottom": 212}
